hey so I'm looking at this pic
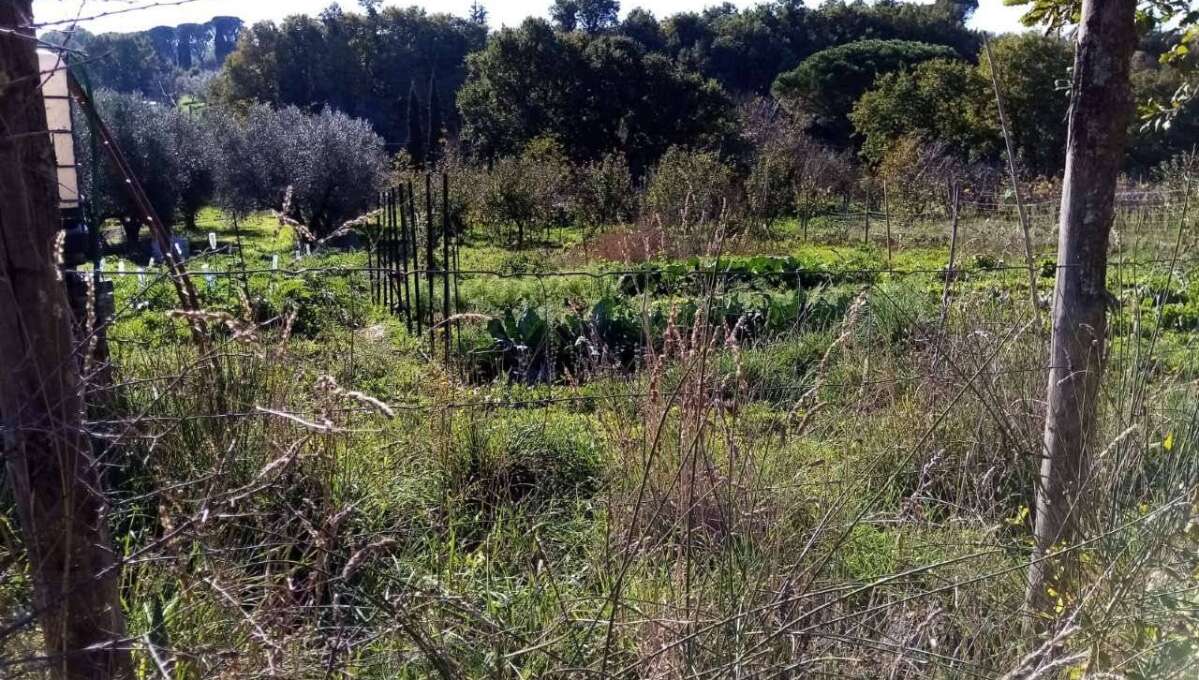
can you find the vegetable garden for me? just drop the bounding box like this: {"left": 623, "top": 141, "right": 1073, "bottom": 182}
{"left": 5, "top": 178, "right": 1195, "bottom": 677}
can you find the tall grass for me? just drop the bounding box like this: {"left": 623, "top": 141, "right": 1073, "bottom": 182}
{"left": 2, "top": 201, "right": 1198, "bottom": 678}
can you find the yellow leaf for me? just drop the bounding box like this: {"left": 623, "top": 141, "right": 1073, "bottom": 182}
{"left": 1164, "top": 431, "right": 1174, "bottom": 452}
{"left": 1006, "top": 506, "right": 1030, "bottom": 526}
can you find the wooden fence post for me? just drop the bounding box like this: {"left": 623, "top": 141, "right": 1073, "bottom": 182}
{"left": 940, "top": 181, "right": 961, "bottom": 330}
{"left": 442, "top": 173, "right": 452, "bottom": 363}
{"left": 408, "top": 180, "right": 422, "bottom": 336}
{"left": 883, "top": 181, "right": 893, "bottom": 271}
{"left": 0, "top": 5, "right": 131, "bottom": 674}
{"left": 864, "top": 188, "right": 871, "bottom": 245}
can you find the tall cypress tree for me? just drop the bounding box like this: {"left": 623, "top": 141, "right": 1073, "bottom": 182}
{"left": 405, "top": 81, "right": 426, "bottom": 166}
{"left": 426, "top": 73, "right": 444, "bottom": 167}
{"left": 469, "top": 1, "right": 488, "bottom": 26}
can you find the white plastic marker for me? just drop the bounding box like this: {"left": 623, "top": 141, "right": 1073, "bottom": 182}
{"left": 117, "top": 261, "right": 125, "bottom": 275}
{"left": 203, "top": 263, "right": 214, "bottom": 287}
{"left": 305, "top": 244, "right": 312, "bottom": 257}
{"left": 272, "top": 254, "right": 279, "bottom": 270}
{"left": 208, "top": 232, "right": 218, "bottom": 250}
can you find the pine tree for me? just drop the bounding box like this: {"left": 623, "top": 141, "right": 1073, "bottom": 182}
{"left": 405, "top": 81, "right": 426, "bottom": 167}
{"left": 469, "top": 1, "right": 487, "bottom": 26}
{"left": 427, "top": 73, "right": 444, "bottom": 167}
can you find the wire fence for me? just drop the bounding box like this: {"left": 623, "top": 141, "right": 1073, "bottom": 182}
{"left": 82, "top": 191, "right": 1199, "bottom": 410}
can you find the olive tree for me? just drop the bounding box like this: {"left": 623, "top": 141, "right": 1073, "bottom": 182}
{"left": 76, "top": 91, "right": 180, "bottom": 247}
{"left": 75, "top": 90, "right": 219, "bottom": 245}
{"left": 212, "top": 105, "right": 388, "bottom": 237}
{"left": 168, "top": 109, "right": 218, "bottom": 231}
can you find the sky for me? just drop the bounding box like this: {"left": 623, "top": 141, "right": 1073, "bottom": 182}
{"left": 31, "top": 0, "right": 1031, "bottom": 34}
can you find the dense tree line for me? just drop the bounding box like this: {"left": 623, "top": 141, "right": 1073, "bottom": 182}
{"left": 614, "top": 0, "right": 981, "bottom": 96}
{"left": 211, "top": 1, "right": 1194, "bottom": 175}
{"left": 851, "top": 32, "right": 1198, "bottom": 176}
{"left": 202, "top": 0, "right": 984, "bottom": 160}
{"left": 66, "top": 0, "right": 1199, "bottom": 230}
{"left": 42, "top": 17, "right": 243, "bottom": 99}
{"left": 212, "top": 6, "right": 486, "bottom": 145}
{"left": 457, "top": 18, "right": 737, "bottom": 172}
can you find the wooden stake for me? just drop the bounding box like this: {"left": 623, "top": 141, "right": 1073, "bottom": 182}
{"left": 883, "top": 180, "right": 893, "bottom": 271}
{"left": 425, "top": 174, "right": 435, "bottom": 354}
{"left": 409, "top": 180, "right": 422, "bottom": 336}
{"left": 940, "top": 181, "right": 961, "bottom": 330}
{"left": 442, "top": 173, "right": 451, "bottom": 363}
{"left": 0, "top": 6, "right": 131, "bottom": 673}
{"left": 864, "top": 187, "right": 871, "bottom": 245}
{"left": 985, "top": 38, "right": 1040, "bottom": 317}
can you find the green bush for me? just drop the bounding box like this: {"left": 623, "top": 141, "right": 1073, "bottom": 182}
{"left": 469, "top": 136, "right": 573, "bottom": 248}
{"left": 446, "top": 412, "right": 604, "bottom": 512}
{"left": 861, "top": 279, "right": 938, "bottom": 345}
{"left": 725, "top": 332, "right": 832, "bottom": 403}
{"left": 573, "top": 152, "right": 637, "bottom": 230}
{"left": 643, "top": 146, "right": 739, "bottom": 237}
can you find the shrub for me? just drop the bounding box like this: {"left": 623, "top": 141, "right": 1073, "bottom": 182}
{"left": 471, "top": 137, "right": 573, "bottom": 247}
{"left": 1154, "top": 149, "right": 1199, "bottom": 199}
{"left": 877, "top": 135, "right": 961, "bottom": 224}
{"left": 572, "top": 151, "right": 636, "bottom": 232}
{"left": 741, "top": 99, "right": 854, "bottom": 235}
{"left": 642, "top": 146, "right": 739, "bottom": 244}
{"left": 446, "top": 412, "right": 603, "bottom": 512}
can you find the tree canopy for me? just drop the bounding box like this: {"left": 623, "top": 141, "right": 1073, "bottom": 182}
{"left": 212, "top": 7, "right": 486, "bottom": 144}
{"left": 774, "top": 39, "right": 959, "bottom": 145}
{"left": 75, "top": 93, "right": 386, "bottom": 242}
{"left": 456, "top": 19, "right": 736, "bottom": 171}
{"left": 851, "top": 57, "right": 997, "bottom": 166}
{"left": 60, "top": 0, "right": 1199, "bottom": 182}
{"left": 978, "top": 33, "right": 1073, "bottom": 176}
{"left": 42, "top": 16, "right": 243, "bottom": 98}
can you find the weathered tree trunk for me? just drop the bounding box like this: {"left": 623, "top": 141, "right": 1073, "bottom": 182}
{"left": 123, "top": 219, "right": 141, "bottom": 254}
{"left": 0, "top": 3, "right": 131, "bottom": 676}
{"left": 1028, "top": 0, "right": 1136, "bottom": 617}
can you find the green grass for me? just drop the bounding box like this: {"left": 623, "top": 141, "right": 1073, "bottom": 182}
{"left": 190, "top": 207, "right": 298, "bottom": 259}
{"left": 4, "top": 204, "right": 1195, "bottom": 677}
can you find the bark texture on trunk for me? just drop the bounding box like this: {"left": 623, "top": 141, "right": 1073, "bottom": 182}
{"left": 0, "top": 3, "right": 131, "bottom": 676}
{"left": 1029, "top": 0, "right": 1136, "bottom": 616}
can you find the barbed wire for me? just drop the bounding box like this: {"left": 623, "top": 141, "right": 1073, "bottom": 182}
{"left": 84, "top": 257, "right": 1199, "bottom": 283}
{"left": 82, "top": 363, "right": 1071, "bottom": 426}
{"left": 25, "top": 0, "right": 203, "bottom": 28}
